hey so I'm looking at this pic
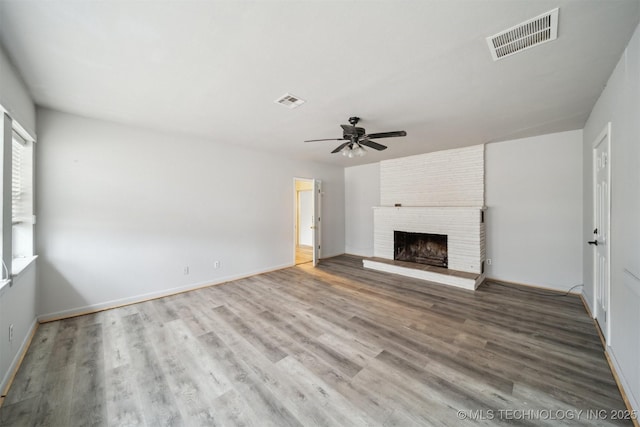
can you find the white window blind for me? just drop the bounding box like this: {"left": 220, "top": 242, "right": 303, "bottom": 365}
{"left": 12, "top": 131, "right": 26, "bottom": 224}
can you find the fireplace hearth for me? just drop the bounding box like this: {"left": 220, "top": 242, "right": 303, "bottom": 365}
{"left": 394, "top": 231, "right": 448, "bottom": 268}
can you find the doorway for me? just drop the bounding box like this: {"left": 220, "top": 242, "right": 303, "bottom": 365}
{"left": 294, "top": 178, "right": 321, "bottom": 266}
{"left": 591, "top": 122, "right": 611, "bottom": 343}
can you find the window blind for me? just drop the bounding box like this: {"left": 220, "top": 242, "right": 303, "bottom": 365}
{"left": 12, "top": 131, "right": 26, "bottom": 224}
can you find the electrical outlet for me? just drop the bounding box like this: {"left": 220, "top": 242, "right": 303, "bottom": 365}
{"left": 9, "top": 324, "right": 14, "bottom": 342}
{"left": 214, "top": 261, "right": 220, "bottom": 269}
{"left": 184, "top": 266, "right": 189, "bottom": 275}
{"left": 487, "top": 259, "right": 492, "bottom": 265}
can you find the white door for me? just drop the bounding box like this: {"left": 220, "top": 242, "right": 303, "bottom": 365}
{"left": 313, "top": 180, "right": 322, "bottom": 267}
{"left": 591, "top": 123, "right": 611, "bottom": 342}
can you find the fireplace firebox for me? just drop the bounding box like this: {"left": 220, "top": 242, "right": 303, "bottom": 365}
{"left": 394, "top": 231, "right": 448, "bottom": 268}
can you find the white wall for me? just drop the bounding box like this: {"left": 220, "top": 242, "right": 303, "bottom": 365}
{"left": 344, "top": 163, "right": 379, "bottom": 256}
{"left": 485, "top": 130, "right": 583, "bottom": 291}
{"left": 583, "top": 23, "right": 640, "bottom": 412}
{"left": 0, "top": 44, "right": 35, "bottom": 138}
{"left": 36, "top": 109, "right": 345, "bottom": 319}
{"left": 0, "top": 262, "right": 37, "bottom": 394}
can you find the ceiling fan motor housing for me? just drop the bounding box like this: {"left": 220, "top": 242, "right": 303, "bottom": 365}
{"left": 343, "top": 127, "right": 366, "bottom": 139}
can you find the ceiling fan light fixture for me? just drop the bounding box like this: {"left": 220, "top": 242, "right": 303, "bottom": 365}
{"left": 354, "top": 144, "right": 366, "bottom": 157}
{"left": 347, "top": 148, "right": 355, "bottom": 158}
{"left": 341, "top": 145, "right": 351, "bottom": 156}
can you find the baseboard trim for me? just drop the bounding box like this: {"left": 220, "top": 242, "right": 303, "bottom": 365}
{"left": 38, "top": 262, "right": 294, "bottom": 323}
{"left": 580, "top": 291, "right": 594, "bottom": 318}
{"left": 344, "top": 249, "right": 374, "bottom": 257}
{"left": 0, "top": 318, "right": 39, "bottom": 408}
{"left": 319, "top": 252, "right": 345, "bottom": 260}
{"left": 606, "top": 350, "right": 640, "bottom": 426}
{"left": 578, "top": 293, "right": 639, "bottom": 426}
{"left": 484, "top": 277, "right": 582, "bottom": 295}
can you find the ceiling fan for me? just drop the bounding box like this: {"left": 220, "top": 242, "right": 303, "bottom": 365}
{"left": 305, "top": 117, "right": 407, "bottom": 158}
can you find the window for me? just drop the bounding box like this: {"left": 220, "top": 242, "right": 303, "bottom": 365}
{"left": 11, "top": 130, "right": 34, "bottom": 265}
{"left": 0, "top": 113, "right": 36, "bottom": 282}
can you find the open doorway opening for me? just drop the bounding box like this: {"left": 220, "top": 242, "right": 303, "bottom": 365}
{"left": 294, "top": 178, "right": 321, "bottom": 266}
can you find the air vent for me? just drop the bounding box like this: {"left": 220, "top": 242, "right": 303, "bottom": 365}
{"left": 274, "top": 93, "right": 305, "bottom": 109}
{"left": 486, "top": 8, "right": 559, "bottom": 61}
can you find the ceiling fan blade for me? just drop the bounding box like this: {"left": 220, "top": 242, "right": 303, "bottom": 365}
{"left": 366, "top": 130, "right": 407, "bottom": 139}
{"left": 359, "top": 139, "right": 387, "bottom": 151}
{"left": 304, "top": 138, "right": 344, "bottom": 143}
{"left": 331, "top": 142, "right": 350, "bottom": 153}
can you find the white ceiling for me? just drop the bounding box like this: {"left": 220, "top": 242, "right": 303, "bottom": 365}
{"left": 1, "top": 0, "right": 638, "bottom": 166}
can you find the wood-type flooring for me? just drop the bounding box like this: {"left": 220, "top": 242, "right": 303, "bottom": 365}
{"left": 295, "top": 245, "right": 313, "bottom": 265}
{"left": 0, "top": 255, "right": 631, "bottom": 426}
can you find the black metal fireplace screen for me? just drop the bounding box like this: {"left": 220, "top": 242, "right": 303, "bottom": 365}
{"left": 394, "top": 231, "right": 448, "bottom": 268}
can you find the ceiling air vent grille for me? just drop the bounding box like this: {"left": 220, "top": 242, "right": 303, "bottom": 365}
{"left": 487, "top": 8, "right": 559, "bottom": 61}
{"left": 274, "top": 93, "right": 305, "bottom": 109}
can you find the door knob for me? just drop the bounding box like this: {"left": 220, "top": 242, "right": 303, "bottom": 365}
{"left": 588, "top": 240, "right": 599, "bottom": 246}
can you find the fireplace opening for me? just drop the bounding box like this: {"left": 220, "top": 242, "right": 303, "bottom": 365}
{"left": 394, "top": 231, "right": 448, "bottom": 268}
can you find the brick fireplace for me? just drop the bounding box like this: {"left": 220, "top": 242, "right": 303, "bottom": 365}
{"left": 362, "top": 144, "right": 486, "bottom": 290}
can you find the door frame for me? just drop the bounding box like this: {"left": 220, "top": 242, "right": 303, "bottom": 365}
{"left": 591, "top": 122, "right": 612, "bottom": 344}
{"left": 293, "top": 177, "right": 321, "bottom": 266}
{"left": 312, "top": 179, "right": 322, "bottom": 266}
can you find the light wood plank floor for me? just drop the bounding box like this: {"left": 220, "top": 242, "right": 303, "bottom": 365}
{"left": 295, "top": 245, "right": 313, "bottom": 265}
{"left": 0, "top": 255, "right": 631, "bottom": 426}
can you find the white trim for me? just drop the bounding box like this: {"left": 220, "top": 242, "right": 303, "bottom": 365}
{"left": 608, "top": 347, "right": 640, "bottom": 413}
{"left": 484, "top": 277, "right": 583, "bottom": 295}
{"left": 0, "top": 106, "right": 35, "bottom": 143}
{"left": 38, "top": 262, "right": 293, "bottom": 322}
{"left": 0, "top": 317, "right": 37, "bottom": 394}
{"left": 292, "top": 177, "right": 315, "bottom": 266}
{"left": 12, "top": 255, "right": 37, "bottom": 277}
{"left": 313, "top": 179, "right": 322, "bottom": 266}
{"left": 292, "top": 177, "right": 297, "bottom": 265}
{"left": 591, "top": 121, "right": 612, "bottom": 149}
{"left": 591, "top": 122, "right": 612, "bottom": 344}
{"left": 582, "top": 289, "right": 595, "bottom": 317}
